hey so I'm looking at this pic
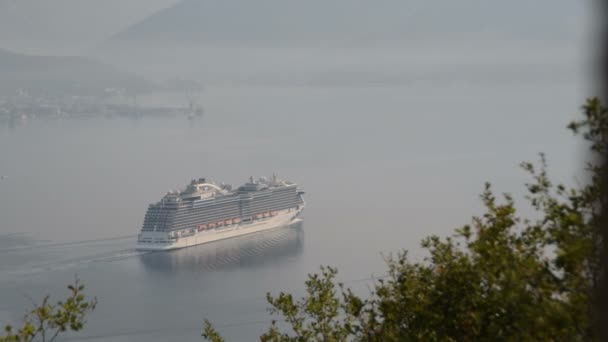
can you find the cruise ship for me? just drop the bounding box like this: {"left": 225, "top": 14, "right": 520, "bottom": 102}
{"left": 136, "top": 175, "right": 305, "bottom": 250}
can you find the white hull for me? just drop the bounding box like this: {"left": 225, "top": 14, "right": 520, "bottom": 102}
{"left": 136, "top": 207, "right": 303, "bottom": 251}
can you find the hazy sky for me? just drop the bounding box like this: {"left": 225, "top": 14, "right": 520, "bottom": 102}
{"left": 0, "top": 0, "right": 179, "bottom": 55}
{"left": 0, "top": 0, "right": 593, "bottom": 56}
{"left": 0, "top": 0, "right": 596, "bottom": 89}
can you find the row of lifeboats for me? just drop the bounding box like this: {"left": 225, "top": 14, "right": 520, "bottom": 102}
{"left": 194, "top": 210, "right": 280, "bottom": 232}
{"left": 171, "top": 228, "right": 196, "bottom": 238}
{"left": 197, "top": 217, "right": 242, "bottom": 231}
{"left": 254, "top": 210, "right": 279, "bottom": 220}
{"left": 170, "top": 210, "right": 282, "bottom": 239}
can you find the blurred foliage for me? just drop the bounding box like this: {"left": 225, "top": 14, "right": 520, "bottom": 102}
{"left": 0, "top": 279, "right": 96, "bottom": 342}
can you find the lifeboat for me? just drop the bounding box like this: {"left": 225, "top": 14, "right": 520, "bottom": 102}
{"left": 198, "top": 224, "right": 207, "bottom": 231}
{"left": 224, "top": 219, "right": 232, "bottom": 225}
{"left": 208, "top": 223, "right": 216, "bottom": 229}
{"left": 217, "top": 221, "right": 224, "bottom": 227}
{"left": 263, "top": 212, "right": 270, "bottom": 218}
{"left": 255, "top": 214, "right": 262, "bottom": 219}
{"left": 233, "top": 218, "right": 241, "bottom": 223}
{"left": 271, "top": 211, "right": 278, "bottom": 216}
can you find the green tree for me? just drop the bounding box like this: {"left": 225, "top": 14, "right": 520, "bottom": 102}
{"left": 1, "top": 279, "right": 97, "bottom": 342}
{"left": 203, "top": 97, "right": 606, "bottom": 341}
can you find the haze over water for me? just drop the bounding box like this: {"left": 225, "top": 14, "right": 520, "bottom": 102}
{"left": 0, "top": 81, "right": 585, "bottom": 340}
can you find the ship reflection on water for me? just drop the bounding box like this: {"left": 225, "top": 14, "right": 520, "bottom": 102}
{"left": 138, "top": 222, "right": 304, "bottom": 273}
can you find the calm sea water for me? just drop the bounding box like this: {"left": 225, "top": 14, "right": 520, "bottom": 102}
{"left": 0, "top": 83, "right": 584, "bottom": 340}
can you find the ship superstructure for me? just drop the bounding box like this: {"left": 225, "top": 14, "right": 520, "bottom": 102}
{"left": 136, "top": 175, "right": 304, "bottom": 250}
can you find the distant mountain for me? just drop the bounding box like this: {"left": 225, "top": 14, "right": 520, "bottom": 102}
{"left": 93, "top": 0, "right": 582, "bottom": 85}
{"left": 100, "top": 0, "right": 578, "bottom": 48}
{"left": 0, "top": 48, "right": 153, "bottom": 96}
